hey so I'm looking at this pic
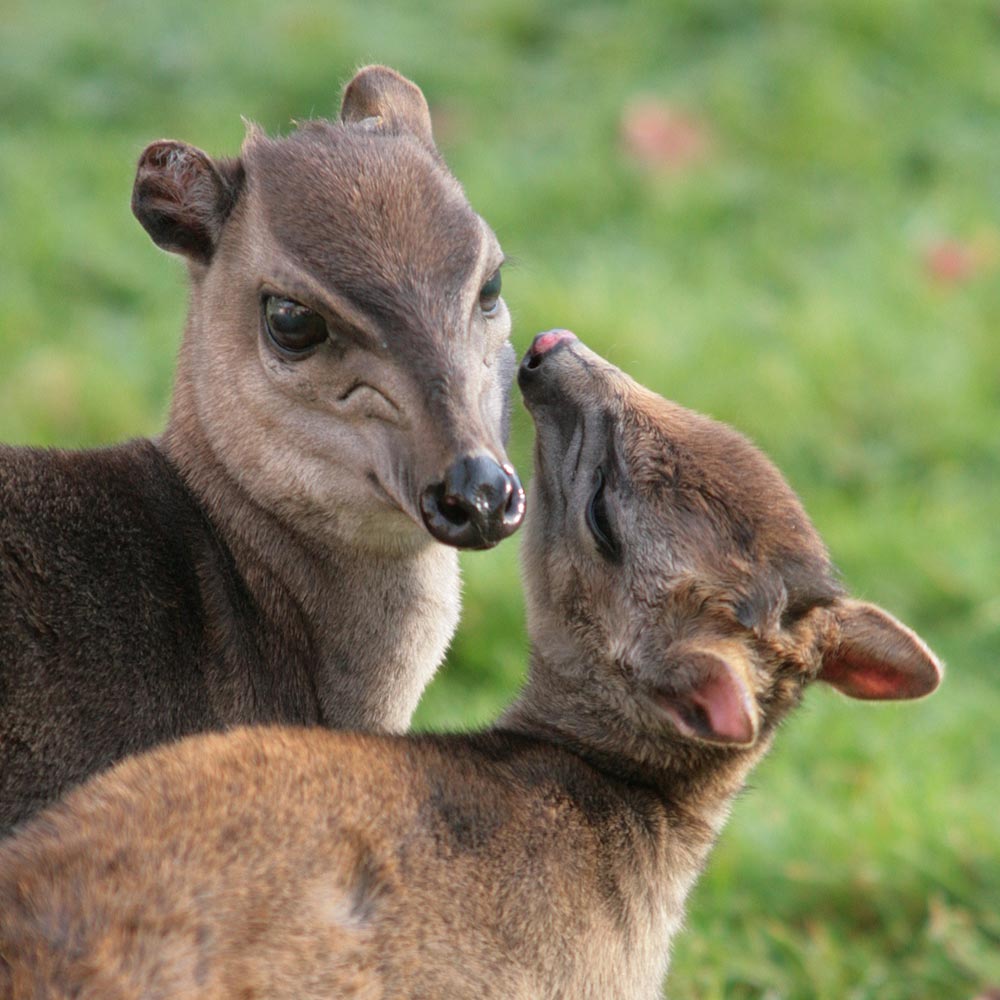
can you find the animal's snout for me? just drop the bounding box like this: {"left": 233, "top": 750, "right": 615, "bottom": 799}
{"left": 523, "top": 329, "right": 577, "bottom": 370}
{"left": 420, "top": 454, "right": 526, "bottom": 549}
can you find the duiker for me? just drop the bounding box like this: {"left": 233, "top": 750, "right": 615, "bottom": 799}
{"left": 0, "top": 66, "right": 524, "bottom": 835}
{"left": 0, "top": 332, "right": 940, "bottom": 999}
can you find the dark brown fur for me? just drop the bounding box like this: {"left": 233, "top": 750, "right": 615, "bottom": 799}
{"left": 0, "top": 335, "right": 941, "bottom": 998}
{"left": 0, "top": 67, "right": 520, "bottom": 835}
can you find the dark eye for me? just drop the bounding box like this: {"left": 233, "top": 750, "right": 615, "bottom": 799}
{"left": 479, "top": 270, "right": 502, "bottom": 316}
{"left": 264, "top": 296, "right": 329, "bottom": 355}
{"left": 586, "top": 467, "right": 620, "bottom": 561}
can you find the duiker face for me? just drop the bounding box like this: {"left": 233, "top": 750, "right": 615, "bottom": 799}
{"left": 518, "top": 331, "right": 941, "bottom": 754}
{"left": 133, "top": 67, "right": 524, "bottom": 551}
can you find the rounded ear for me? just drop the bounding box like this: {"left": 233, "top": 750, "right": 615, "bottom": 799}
{"left": 818, "top": 599, "right": 943, "bottom": 700}
{"left": 650, "top": 644, "right": 759, "bottom": 747}
{"left": 131, "top": 140, "right": 244, "bottom": 264}
{"left": 340, "top": 65, "right": 435, "bottom": 148}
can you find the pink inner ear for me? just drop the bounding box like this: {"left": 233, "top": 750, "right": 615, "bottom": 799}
{"left": 689, "top": 670, "right": 757, "bottom": 744}
{"left": 652, "top": 655, "right": 758, "bottom": 746}
{"left": 818, "top": 602, "right": 943, "bottom": 701}
{"left": 819, "top": 654, "right": 934, "bottom": 700}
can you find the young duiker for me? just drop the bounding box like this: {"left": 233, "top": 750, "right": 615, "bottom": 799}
{"left": 0, "top": 66, "right": 524, "bottom": 834}
{"left": 0, "top": 332, "right": 941, "bottom": 999}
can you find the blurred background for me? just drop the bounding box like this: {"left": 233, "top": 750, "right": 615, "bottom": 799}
{"left": 2, "top": 1, "right": 998, "bottom": 996}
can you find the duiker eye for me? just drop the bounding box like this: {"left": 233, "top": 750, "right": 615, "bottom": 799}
{"left": 264, "top": 296, "right": 329, "bottom": 355}
{"left": 479, "top": 270, "right": 502, "bottom": 316}
{"left": 586, "top": 467, "right": 620, "bottom": 561}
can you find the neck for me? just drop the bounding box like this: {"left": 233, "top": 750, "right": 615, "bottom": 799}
{"left": 499, "top": 649, "right": 770, "bottom": 986}
{"left": 159, "top": 375, "right": 461, "bottom": 733}
{"left": 503, "top": 651, "right": 766, "bottom": 807}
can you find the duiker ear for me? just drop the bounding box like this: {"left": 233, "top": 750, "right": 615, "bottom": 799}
{"left": 340, "top": 65, "right": 435, "bottom": 148}
{"left": 818, "top": 599, "right": 943, "bottom": 700}
{"left": 652, "top": 645, "right": 758, "bottom": 747}
{"left": 131, "top": 140, "right": 244, "bottom": 264}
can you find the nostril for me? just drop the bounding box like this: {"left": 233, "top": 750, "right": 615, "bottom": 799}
{"left": 503, "top": 470, "right": 526, "bottom": 527}
{"left": 424, "top": 484, "right": 472, "bottom": 528}
{"left": 439, "top": 491, "right": 471, "bottom": 527}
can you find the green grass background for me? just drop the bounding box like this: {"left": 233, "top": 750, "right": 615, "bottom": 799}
{"left": 2, "top": 1, "right": 998, "bottom": 995}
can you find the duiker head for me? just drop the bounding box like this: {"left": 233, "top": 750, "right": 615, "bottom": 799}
{"left": 518, "top": 331, "right": 941, "bottom": 763}
{"left": 132, "top": 66, "right": 524, "bottom": 551}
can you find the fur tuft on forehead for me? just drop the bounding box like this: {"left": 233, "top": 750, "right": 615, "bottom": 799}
{"left": 238, "top": 119, "right": 485, "bottom": 324}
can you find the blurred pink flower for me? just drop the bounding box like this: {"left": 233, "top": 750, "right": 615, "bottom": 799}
{"left": 924, "top": 239, "right": 978, "bottom": 284}
{"left": 620, "top": 98, "right": 711, "bottom": 174}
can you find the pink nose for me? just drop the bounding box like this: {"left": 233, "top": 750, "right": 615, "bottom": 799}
{"left": 528, "top": 329, "right": 577, "bottom": 360}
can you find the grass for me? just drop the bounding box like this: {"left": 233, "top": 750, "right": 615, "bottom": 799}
{"left": 2, "top": 0, "right": 998, "bottom": 995}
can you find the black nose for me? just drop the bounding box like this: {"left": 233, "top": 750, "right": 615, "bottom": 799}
{"left": 420, "top": 455, "right": 526, "bottom": 549}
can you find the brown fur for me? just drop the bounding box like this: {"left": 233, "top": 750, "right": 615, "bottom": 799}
{"left": 0, "top": 335, "right": 942, "bottom": 998}
{"left": 0, "top": 66, "right": 521, "bottom": 835}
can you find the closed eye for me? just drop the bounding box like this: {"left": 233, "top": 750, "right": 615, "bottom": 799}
{"left": 586, "top": 467, "right": 620, "bottom": 561}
